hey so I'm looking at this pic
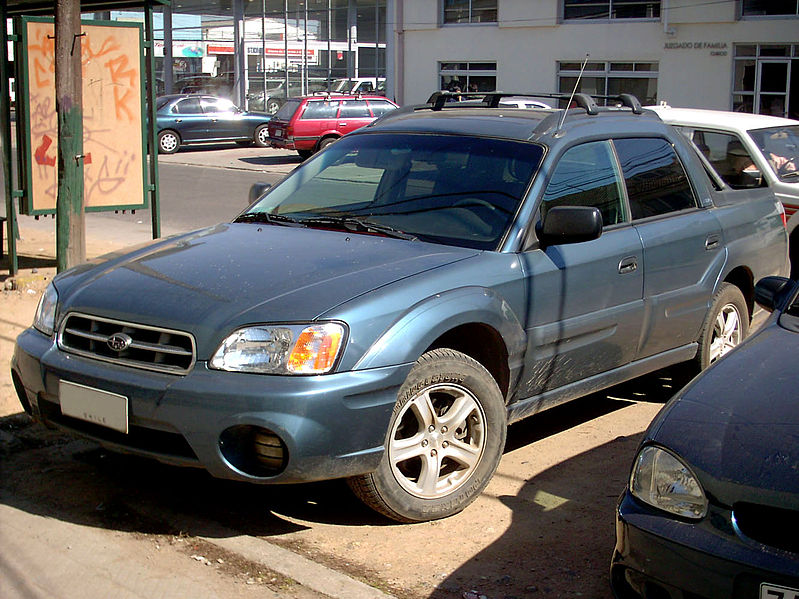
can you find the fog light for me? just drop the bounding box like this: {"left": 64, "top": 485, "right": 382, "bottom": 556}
{"left": 219, "top": 425, "right": 287, "bottom": 477}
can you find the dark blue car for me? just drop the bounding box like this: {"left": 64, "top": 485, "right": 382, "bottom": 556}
{"left": 155, "top": 94, "right": 271, "bottom": 153}
{"left": 612, "top": 276, "right": 799, "bottom": 599}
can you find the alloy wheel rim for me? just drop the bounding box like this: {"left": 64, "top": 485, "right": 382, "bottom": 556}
{"left": 258, "top": 127, "right": 268, "bottom": 145}
{"left": 709, "top": 303, "right": 742, "bottom": 363}
{"left": 388, "top": 383, "right": 486, "bottom": 499}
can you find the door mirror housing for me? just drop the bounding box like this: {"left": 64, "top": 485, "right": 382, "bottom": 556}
{"left": 754, "top": 276, "right": 795, "bottom": 312}
{"left": 248, "top": 182, "right": 272, "bottom": 206}
{"left": 537, "top": 206, "right": 603, "bottom": 247}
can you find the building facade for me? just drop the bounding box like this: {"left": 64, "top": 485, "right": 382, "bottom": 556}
{"left": 393, "top": 0, "right": 798, "bottom": 117}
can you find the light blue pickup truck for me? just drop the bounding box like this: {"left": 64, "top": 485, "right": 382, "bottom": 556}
{"left": 12, "top": 93, "right": 788, "bottom": 522}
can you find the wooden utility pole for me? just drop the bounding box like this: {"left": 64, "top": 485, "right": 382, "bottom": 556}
{"left": 55, "top": 0, "right": 86, "bottom": 271}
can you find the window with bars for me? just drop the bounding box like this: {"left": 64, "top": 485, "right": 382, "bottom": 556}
{"left": 742, "top": 1, "right": 799, "bottom": 16}
{"left": 564, "top": 0, "right": 660, "bottom": 20}
{"left": 443, "top": 0, "right": 498, "bottom": 24}
{"left": 557, "top": 61, "right": 658, "bottom": 106}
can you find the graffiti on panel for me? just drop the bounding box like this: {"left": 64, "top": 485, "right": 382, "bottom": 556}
{"left": 24, "top": 20, "right": 145, "bottom": 213}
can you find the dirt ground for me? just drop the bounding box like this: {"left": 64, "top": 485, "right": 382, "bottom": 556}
{"left": 1, "top": 223, "right": 675, "bottom": 599}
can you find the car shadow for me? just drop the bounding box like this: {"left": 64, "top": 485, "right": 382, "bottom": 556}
{"left": 0, "top": 367, "right": 682, "bottom": 596}
{"left": 238, "top": 155, "right": 302, "bottom": 167}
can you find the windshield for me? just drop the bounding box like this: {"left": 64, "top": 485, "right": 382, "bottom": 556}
{"left": 240, "top": 132, "right": 543, "bottom": 250}
{"left": 748, "top": 125, "right": 799, "bottom": 181}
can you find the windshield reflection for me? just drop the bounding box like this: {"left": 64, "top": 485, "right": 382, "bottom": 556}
{"left": 749, "top": 125, "right": 799, "bottom": 181}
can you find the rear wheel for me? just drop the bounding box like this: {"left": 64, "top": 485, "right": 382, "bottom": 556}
{"left": 695, "top": 282, "right": 748, "bottom": 369}
{"left": 266, "top": 99, "right": 281, "bottom": 115}
{"left": 348, "top": 349, "right": 506, "bottom": 522}
{"left": 157, "top": 130, "right": 180, "bottom": 154}
{"left": 317, "top": 136, "right": 338, "bottom": 152}
{"left": 254, "top": 124, "right": 269, "bottom": 147}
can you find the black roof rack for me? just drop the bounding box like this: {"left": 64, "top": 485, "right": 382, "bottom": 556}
{"left": 425, "top": 91, "right": 642, "bottom": 115}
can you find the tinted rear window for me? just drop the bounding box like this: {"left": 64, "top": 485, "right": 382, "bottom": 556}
{"left": 274, "top": 99, "right": 302, "bottom": 120}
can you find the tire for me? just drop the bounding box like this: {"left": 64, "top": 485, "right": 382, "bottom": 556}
{"left": 297, "top": 149, "right": 313, "bottom": 160}
{"left": 266, "top": 99, "right": 281, "bottom": 115}
{"left": 317, "top": 136, "right": 337, "bottom": 152}
{"left": 157, "top": 130, "right": 180, "bottom": 154}
{"left": 254, "top": 124, "right": 269, "bottom": 148}
{"left": 695, "top": 282, "right": 749, "bottom": 370}
{"left": 348, "top": 348, "right": 506, "bottom": 523}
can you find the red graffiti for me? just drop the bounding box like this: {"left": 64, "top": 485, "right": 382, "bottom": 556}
{"left": 34, "top": 135, "right": 56, "bottom": 167}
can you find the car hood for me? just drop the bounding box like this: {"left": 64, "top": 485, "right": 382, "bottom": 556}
{"left": 649, "top": 322, "right": 799, "bottom": 509}
{"left": 54, "top": 223, "right": 478, "bottom": 358}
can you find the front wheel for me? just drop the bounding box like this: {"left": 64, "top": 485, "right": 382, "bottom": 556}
{"left": 695, "top": 282, "right": 749, "bottom": 370}
{"left": 254, "top": 124, "right": 269, "bottom": 147}
{"left": 348, "top": 349, "right": 506, "bottom": 522}
{"left": 157, "top": 130, "right": 180, "bottom": 154}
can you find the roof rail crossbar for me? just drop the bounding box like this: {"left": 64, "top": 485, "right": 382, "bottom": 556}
{"left": 571, "top": 93, "right": 600, "bottom": 116}
{"left": 592, "top": 93, "right": 644, "bottom": 114}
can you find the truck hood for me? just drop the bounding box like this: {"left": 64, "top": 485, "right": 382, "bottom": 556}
{"left": 54, "top": 223, "right": 478, "bottom": 358}
{"left": 650, "top": 323, "right": 799, "bottom": 508}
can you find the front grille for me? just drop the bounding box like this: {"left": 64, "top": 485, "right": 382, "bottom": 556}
{"left": 59, "top": 312, "right": 196, "bottom": 375}
{"left": 734, "top": 502, "right": 799, "bottom": 554}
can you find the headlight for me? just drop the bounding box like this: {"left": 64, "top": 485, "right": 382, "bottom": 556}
{"left": 210, "top": 322, "right": 345, "bottom": 375}
{"left": 630, "top": 445, "right": 708, "bottom": 519}
{"left": 33, "top": 283, "right": 58, "bottom": 336}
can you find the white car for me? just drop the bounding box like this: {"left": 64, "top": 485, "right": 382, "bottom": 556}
{"left": 649, "top": 104, "right": 799, "bottom": 276}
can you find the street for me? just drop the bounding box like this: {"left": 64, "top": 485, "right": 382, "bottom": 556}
{"left": 2, "top": 144, "right": 679, "bottom": 599}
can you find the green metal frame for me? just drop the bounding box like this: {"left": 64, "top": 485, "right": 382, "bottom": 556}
{"left": 16, "top": 16, "right": 149, "bottom": 216}
{"left": 2, "top": 0, "right": 165, "bottom": 275}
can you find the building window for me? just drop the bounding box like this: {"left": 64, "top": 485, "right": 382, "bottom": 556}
{"left": 443, "top": 0, "right": 498, "bottom": 24}
{"left": 563, "top": 0, "right": 660, "bottom": 20}
{"left": 439, "top": 62, "right": 497, "bottom": 93}
{"left": 742, "top": 1, "right": 799, "bottom": 17}
{"left": 733, "top": 44, "right": 798, "bottom": 118}
{"left": 557, "top": 61, "right": 658, "bottom": 105}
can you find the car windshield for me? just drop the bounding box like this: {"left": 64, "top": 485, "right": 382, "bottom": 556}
{"left": 239, "top": 132, "right": 543, "bottom": 250}
{"left": 748, "top": 125, "right": 799, "bottom": 181}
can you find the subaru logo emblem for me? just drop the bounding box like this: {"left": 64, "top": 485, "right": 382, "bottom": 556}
{"left": 107, "top": 333, "right": 133, "bottom": 352}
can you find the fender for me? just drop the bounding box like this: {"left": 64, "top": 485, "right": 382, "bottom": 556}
{"left": 353, "top": 286, "right": 527, "bottom": 372}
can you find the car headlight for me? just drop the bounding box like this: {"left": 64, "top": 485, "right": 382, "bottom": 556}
{"left": 630, "top": 445, "right": 708, "bottom": 519}
{"left": 33, "top": 283, "right": 58, "bottom": 337}
{"left": 209, "top": 322, "right": 345, "bottom": 375}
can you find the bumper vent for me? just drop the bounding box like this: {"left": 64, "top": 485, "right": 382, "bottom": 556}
{"left": 59, "top": 312, "right": 196, "bottom": 375}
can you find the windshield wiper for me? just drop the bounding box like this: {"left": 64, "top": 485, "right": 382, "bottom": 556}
{"left": 299, "top": 215, "right": 418, "bottom": 241}
{"left": 233, "top": 212, "right": 307, "bottom": 226}
{"left": 781, "top": 171, "right": 799, "bottom": 180}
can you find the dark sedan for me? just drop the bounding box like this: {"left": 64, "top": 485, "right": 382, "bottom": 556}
{"left": 612, "top": 276, "right": 799, "bottom": 599}
{"left": 155, "top": 95, "right": 271, "bottom": 153}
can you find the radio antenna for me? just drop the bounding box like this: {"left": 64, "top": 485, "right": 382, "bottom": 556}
{"left": 558, "top": 53, "right": 590, "bottom": 132}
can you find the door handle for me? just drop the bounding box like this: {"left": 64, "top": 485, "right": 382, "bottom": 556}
{"left": 174, "top": 119, "right": 183, "bottom": 123}
{"left": 339, "top": 122, "right": 347, "bottom": 126}
{"left": 618, "top": 256, "right": 638, "bottom": 275}
{"left": 705, "top": 234, "right": 721, "bottom": 250}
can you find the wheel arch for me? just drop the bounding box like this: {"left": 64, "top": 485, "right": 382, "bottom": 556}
{"left": 722, "top": 265, "right": 755, "bottom": 320}
{"left": 315, "top": 134, "right": 340, "bottom": 151}
{"left": 351, "top": 286, "right": 526, "bottom": 400}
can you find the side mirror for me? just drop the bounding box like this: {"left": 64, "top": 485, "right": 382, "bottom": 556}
{"left": 248, "top": 182, "right": 271, "bottom": 206}
{"left": 537, "top": 206, "right": 603, "bottom": 247}
{"left": 754, "top": 276, "right": 795, "bottom": 312}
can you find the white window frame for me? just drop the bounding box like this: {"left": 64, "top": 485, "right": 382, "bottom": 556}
{"left": 556, "top": 61, "right": 659, "bottom": 105}
{"left": 442, "top": 0, "right": 498, "bottom": 25}
{"left": 562, "top": 0, "right": 661, "bottom": 22}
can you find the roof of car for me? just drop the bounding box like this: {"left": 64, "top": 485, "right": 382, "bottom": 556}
{"left": 647, "top": 104, "right": 799, "bottom": 132}
{"left": 366, "top": 93, "right": 668, "bottom": 144}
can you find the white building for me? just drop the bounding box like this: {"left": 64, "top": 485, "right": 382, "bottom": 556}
{"left": 389, "top": 0, "right": 798, "bottom": 117}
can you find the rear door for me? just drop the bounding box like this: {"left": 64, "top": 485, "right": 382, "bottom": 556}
{"left": 516, "top": 140, "right": 645, "bottom": 398}
{"left": 613, "top": 137, "right": 724, "bottom": 358}
{"left": 336, "top": 99, "right": 375, "bottom": 136}
{"left": 293, "top": 99, "right": 340, "bottom": 149}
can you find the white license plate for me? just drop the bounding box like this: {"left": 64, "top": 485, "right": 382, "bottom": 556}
{"left": 761, "top": 583, "right": 799, "bottom": 599}
{"left": 59, "top": 380, "right": 129, "bottom": 434}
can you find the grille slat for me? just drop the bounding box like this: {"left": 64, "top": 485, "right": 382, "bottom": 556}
{"left": 59, "top": 313, "right": 196, "bottom": 375}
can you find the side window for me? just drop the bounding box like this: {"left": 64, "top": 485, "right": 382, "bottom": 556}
{"left": 368, "top": 100, "right": 397, "bottom": 117}
{"left": 541, "top": 141, "right": 627, "bottom": 227}
{"left": 173, "top": 98, "right": 202, "bottom": 114}
{"left": 614, "top": 138, "right": 696, "bottom": 219}
{"left": 201, "top": 98, "right": 237, "bottom": 114}
{"left": 300, "top": 100, "right": 339, "bottom": 120}
{"left": 687, "top": 129, "right": 761, "bottom": 190}
{"left": 338, "top": 100, "right": 371, "bottom": 118}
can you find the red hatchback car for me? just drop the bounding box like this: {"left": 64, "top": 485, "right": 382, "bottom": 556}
{"left": 267, "top": 93, "right": 398, "bottom": 159}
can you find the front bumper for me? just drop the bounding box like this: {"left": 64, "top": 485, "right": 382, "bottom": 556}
{"left": 611, "top": 491, "right": 799, "bottom": 599}
{"left": 12, "top": 327, "right": 411, "bottom": 484}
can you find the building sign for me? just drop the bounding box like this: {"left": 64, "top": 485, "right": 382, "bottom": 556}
{"left": 664, "top": 41, "right": 728, "bottom": 56}
{"left": 17, "top": 17, "right": 147, "bottom": 214}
